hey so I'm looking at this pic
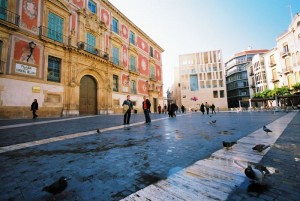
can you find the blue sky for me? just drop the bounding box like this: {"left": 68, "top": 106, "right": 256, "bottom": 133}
{"left": 108, "top": 0, "right": 300, "bottom": 93}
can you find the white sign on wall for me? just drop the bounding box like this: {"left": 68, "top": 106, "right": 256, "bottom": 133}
{"left": 15, "top": 63, "right": 37, "bottom": 76}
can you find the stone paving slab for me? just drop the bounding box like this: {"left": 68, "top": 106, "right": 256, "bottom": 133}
{"left": 0, "top": 111, "right": 297, "bottom": 201}
{"left": 120, "top": 112, "right": 297, "bottom": 201}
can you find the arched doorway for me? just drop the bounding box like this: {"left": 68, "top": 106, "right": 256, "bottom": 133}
{"left": 79, "top": 75, "right": 97, "bottom": 115}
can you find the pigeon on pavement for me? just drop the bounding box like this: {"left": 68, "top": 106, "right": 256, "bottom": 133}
{"left": 223, "top": 141, "right": 237, "bottom": 149}
{"left": 42, "top": 176, "right": 69, "bottom": 199}
{"left": 263, "top": 125, "right": 272, "bottom": 134}
{"left": 245, "top": 165, "right": 271, "bottom": 184}
{"left": 209, "top": 120, "right": 216, "bottom": 124}
{"left": 252, "top": 144, "right": 271, "bottom": 152}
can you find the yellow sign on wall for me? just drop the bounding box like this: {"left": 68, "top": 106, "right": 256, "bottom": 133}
{"left": 32, "top": 86, "right": 41, "bottom": 93}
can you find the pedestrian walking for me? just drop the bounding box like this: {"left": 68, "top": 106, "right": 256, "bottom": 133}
{"left": 142, "top": 96, "right": 151, "bottom": 124}
{"left": 122, "top": 95, "right": 133, "bottom": 126}
{"left": 205, "top": 102, "right": 210, "bottom": 115}
{"left": 211, "top": 104, "right": 216, "bottom": 114}
{"left": 31, "top": 99, "right": 38, "bottom": 119}
{"left": 169, "top": 102, "right": 178, "bottom": 117}
{"left": 164, "top": 104, "right": 167, "bottom": 114}
{"left": 200, "top": 103, "right": 205, "bottom": 115}
{"left": 181, "top": 105, "right": 186, "bottom": 113}
{"left": 158, "top": 104, "right": 162, "bottom": 114}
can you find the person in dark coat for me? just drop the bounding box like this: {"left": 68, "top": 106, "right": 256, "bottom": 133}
{"left": 164, "top": 104, "right": 167, "bottom": 114}
{"left": 200, "top": 103, "right": 205, "bottom": 115}
{"left": 170, "top": 102, "right": 178, "bottom": 117}
{"left": 122, "top": 95, "right": 133, "bottom": 125}
{"left": 158, "top": 104, "right": 162, "bottom": 114}
{"left": 142, "top": 96, "right": 151, "bottom": 124}
{"left": 31, "top": 99, "right": 38, "bottom": 119}
{"left": 211, "top": 104, "right": 216, "bottom": 114}
{"left": 181, "top": 105, "right": 185, "bottom": 113}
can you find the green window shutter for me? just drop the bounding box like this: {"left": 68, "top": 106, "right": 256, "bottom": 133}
{"left": 48, "top": 12, "right": 63, "bottom": 42}
{"left": 86, "top": 33, "right": 96, "bottom": 53}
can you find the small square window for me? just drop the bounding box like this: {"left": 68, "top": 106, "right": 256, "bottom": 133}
{"left": 220, "top": 90, "right": 224, "bottom": 98}
{"left": 213, "top": 90, "right": 218, "bottom": 98}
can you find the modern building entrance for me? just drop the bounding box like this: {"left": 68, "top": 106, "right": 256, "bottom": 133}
{"left": 79, "top": 75, "right": 97, "bottom": 115}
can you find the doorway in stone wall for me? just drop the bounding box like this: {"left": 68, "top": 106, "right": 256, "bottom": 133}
{"left": 79, "top": 75, "right": 97, "bottom": 115}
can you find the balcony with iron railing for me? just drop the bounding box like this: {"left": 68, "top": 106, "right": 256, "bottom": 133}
{"left": 280, "top": 51, "right": 290, "bottom": 58}
{"left": 150, "top": 74, "right": 157, "bottom": 81}
{"left": 77, "top": 41, "right": 109, "bottom": 60}
{"left": 39, "top": 26, "right": 69, "bottom": 45}
{"left": 129, "top": 65, "right": 140, "bottom": 75}
{"left": 0, "top": 7, "right": 19, "bottom": 27}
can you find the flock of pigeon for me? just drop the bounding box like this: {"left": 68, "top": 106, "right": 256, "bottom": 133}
{"left": 223, "top": 125, "right": 274, "bottom": 184}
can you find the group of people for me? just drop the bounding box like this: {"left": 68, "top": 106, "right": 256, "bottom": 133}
{"left": 122, "top": 95, "right": 151, "bottom": 126}
{"left": 200, "top": 102, "right": 216, "bottom": 115}
{"left": 31, "top": 96, "right": 216, "bottom": 125}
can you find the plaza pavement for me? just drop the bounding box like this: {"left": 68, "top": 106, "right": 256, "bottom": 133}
{"left": 0, "top": 111, "right": 299, "bottom": 201}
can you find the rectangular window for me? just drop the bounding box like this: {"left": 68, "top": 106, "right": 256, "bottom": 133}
{"left": 0, "top": 0, "right": 8, "bottom": 20}
{"left": 47, "top": 56, "right": 61, "bottom": 82}
{"left": 112, "top": 46, "right": 119, "bottom": 65}
{"left": 129, "top": 55, "right": 136, "bottom": 71}
{"left": 113, "top": 75, "right": 118, "bottom": 92}
{"left": 220, "top": 90, "right": 224, "bottom": 98}
{"left": 112, "top": 18, "right": 118, "bottom": 34}
{"left": 131, "top": 80, "right": 136, "bottom": 94}
{"left": 48, "top": 12, "right": 63, "bottom": 42}
{"left": 283, "top": 44, "right": 289, "bottom": 53}
{"left": 86, "top": 33, "right": 96, "bottom": 53}
{"left": 88, "top": 0, "right": 97, "bottom": 14}
{"left": 213, "top": 90, "right": 218, "bottom": 98}
{"left": 150, "top": 65, "right": 155, "bottom": 79}
{"left": 190, "top": 74, "right": 199, "bottom": 91}
{"left": 149, "top": 46, "right": 153, "bottom": 57}
{"left": 129, "top": 31, "right": 135, "bottom": 45}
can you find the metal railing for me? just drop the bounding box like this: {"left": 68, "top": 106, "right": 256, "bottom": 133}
{"left": 0, "top": 7, "right": 19, "bottom": 26}
{"left": 39, "top": 26, "right": 69, "bottom": 45}
{"left": 77, "top": 41, "right": 109, "bottom": 59}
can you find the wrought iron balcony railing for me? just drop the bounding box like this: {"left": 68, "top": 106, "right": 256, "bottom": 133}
{"left": 0, "top": 7, "right": 19, "bottom": 26}
{"left": 77, "top": 41, "right": 109, "bottom": 60}
{"left": 39, "top": 26, "right": 69, "bottom": 45}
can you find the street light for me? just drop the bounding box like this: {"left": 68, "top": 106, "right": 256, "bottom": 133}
{"left": 27, "top": 41, "right": 36, "bottom": 62}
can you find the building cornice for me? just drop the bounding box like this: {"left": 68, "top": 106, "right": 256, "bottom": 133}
{"left": 103, "top": 0, "right": 164, "bottom": 52}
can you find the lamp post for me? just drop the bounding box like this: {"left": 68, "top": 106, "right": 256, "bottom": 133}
{"left": 27, "top": 41, "right": 36, "bottom": 62}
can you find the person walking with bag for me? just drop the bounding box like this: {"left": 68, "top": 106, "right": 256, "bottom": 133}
{"left": 31, "top": 99, "right": 38, "bottom": 119}
{"left": 142, "top": 96, "right": 151, "bottom": 124}
{"left": 122, "top": 95, "right": 133, "bottom": 127}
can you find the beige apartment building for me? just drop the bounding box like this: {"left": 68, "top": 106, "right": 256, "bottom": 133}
{"left": 0, "top": 0, "right": 164, "bottom": 119}
{"left": 264, "top": 13, "right": 300, "bottom": 90}
{"left": 173, "top": 50, "right": 228, "bottom": 111}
